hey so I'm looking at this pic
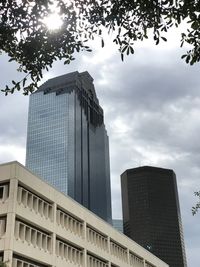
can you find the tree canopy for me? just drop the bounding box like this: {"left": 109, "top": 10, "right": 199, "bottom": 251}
{"left": 192, "top": 191, "right": 200, "bottom": 215}
{"left": 1, "top": 0, "right": 200, "bottom": 94}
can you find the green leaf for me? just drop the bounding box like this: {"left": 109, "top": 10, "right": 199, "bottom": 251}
{"left": 1, "top": 0, "right": 200, "bottom": 95}
{"left": 191, "top": 21, "right": 199, "bottom": 30}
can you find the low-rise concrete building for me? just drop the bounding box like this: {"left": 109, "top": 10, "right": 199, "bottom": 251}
{"left": 0, "top": 161, "right": 169, "bottom": 267}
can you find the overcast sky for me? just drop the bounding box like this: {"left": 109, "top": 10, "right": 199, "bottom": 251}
{"left": 0, "top": 28, "right": 200, "bottom": 266}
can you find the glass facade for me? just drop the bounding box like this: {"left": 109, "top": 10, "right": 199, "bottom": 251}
{"left": 121, "top": 166, "right": 187, "bottom": 267}
{"left": 26, "top": 71, "right": 112, "bottom": 224}
{"left": 112, "top": 219, "right": 123, "bottom": 233}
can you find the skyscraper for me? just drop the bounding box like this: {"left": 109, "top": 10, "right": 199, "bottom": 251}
{"left": 26, "top": 71, "right": 112, "bottom": 223}
{"left": 112, "top": 219, "right": 123, "bottom": 233}
{"left": 121, "top": 166, "right": 187, "bottom": 267}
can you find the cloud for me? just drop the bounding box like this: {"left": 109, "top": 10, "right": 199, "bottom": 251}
{"left": 0, "top": 144, "right": 26, "bottom": 163}
{"left": 0, "top": 92, "right": 28, "bottom": 147}
{"left": 1, "top": 37, "right": 200, "bottom": 266}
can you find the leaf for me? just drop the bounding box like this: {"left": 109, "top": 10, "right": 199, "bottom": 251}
{"left": 64, "top": 60, "right": 70, "bottom": 64}
{"left": 161, "top": 36, "right": 167, "bottom": 42}
{"left": 8, "top": 58, "right": 15, "bottom": 62}
{"left": 156, "top": 38, "right": 159, "bottom": 45}
{"left": 101, "top": 38, "right": 104, "bottom": 48}
{"left": 127, "top": 46, "right": 130, "bottom": 55}
{"left": 1, "top": 0, "right": 199, "bottom": 96}
{"left": 181, "top": 54, "right": 187, "bottom": 59}
{"left": 23, "top": 78, "right": 27, "bottom": 87}
{"left": 186, "top": 55, "right": 190, "bottom": 64}
{"left": 121, "top": 45, "right": 128, "bottom": 53}
{"left": 16, "top": 83, "right": 20, "bottom": 91}
{"left": 191, "top": 21, "right": 199, "bottom": 30}
{"left": 130, "top": 46, "right": 134, "bottom": 54}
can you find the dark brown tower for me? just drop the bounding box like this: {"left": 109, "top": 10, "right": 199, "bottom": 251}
{"left": 121, "top": 166, "right": 187, "bottom": 267}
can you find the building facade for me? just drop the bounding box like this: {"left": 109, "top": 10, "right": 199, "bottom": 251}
{"left": 112, "top": 219, "right": 123, "bottom": 233}
{"left": 121, "top": 166, "right": 187, "bottom": 267}
{"left": 25, "top": 71, "right": 112, "bottom": 223}
{"left": 0, "top": 161, "right": 169, "bottom": 267}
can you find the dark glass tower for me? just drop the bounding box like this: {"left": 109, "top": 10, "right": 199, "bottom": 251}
{"left": 121, "top": 166, "right": 187, "bottom": 267}
{"left": 26, "top": 71, "right": 112, "bottom": 223}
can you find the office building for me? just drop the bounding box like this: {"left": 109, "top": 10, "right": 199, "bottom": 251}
{"left": 121, "top": 166, "right": 187, "bottom": 267}
{"left": 0, "top": 161, "right": 169, "bottom": 267}
{"left": 112, "top": 219, "right": 123, "bottom": 233}
{"left": 26, "top": 71, "right": 112, "bottom": 223}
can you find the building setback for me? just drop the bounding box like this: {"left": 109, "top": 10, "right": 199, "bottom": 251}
{"left": 121, "top": 166, "right": 187, "bottom": 267}
{"left": 26, "top": 71, "right": 112, "bottom": 223}
{"left": 0, "top": 161, "right": 169, "bottom": 267}
{"left": 112, "top": 219, "right": 123, "bottom": 233}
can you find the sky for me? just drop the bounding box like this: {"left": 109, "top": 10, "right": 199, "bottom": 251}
{"left": 0, "top": 27, "right": 200, "bottom": 267}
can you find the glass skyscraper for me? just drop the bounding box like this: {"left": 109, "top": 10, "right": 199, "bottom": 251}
{"left": 26, "top": 71, "right": 112, "bottom": 223}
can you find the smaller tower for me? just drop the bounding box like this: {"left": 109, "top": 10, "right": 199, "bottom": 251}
{"left": 121, "top": 166, "right": 187, "bottom": 267}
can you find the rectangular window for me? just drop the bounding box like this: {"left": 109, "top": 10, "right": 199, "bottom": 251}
{"left": 0, "top": 183, "right": 9, "bottom": 201}
{"left": 0, "top": 251, "right": 3, "bottom": 262}
{"left": 0, "top": 187, "right": 3, "bottom": 199}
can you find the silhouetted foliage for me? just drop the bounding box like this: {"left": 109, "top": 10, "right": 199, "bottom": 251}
{"left": 1, "top": 0, "right": 200, "bottom": 94}
{"left": 192, "top": 191, "right": 200, "bottom": 215}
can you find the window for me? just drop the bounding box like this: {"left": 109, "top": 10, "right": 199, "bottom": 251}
{"left": 56, "top": 238, "right": 83, "bottom": 265}
{"left": 0, "top": 217, "right": 6, "bottom": 237}
{"left": 13, "top": 255, "right": 49, "bottom": 267}
{"left": 0, "top": 183, "right": 9, "bottom": 201}
{"left": 86, "top": 225, "right": 108, "bottom": 251}
{"left": 0, "top": 252, "right": 3, "bottom": 262}
{"left": 0, "top": 187, "right": 3, "bottom": 199}
{"left": 87, "top": 253, "right": 108, "bottom": 267}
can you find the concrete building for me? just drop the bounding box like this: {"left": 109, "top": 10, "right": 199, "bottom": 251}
{"left": 0, "top": 161, "right": 169, "bottom": 267}
{"left": 121, "top": 166, "right": 187, "bottom": 267}
{"left": 25, "top": 71, "right": 112, "bottom": 223}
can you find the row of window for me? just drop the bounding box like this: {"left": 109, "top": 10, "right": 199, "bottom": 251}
{"left": 16, "top": 185, "right": 154, "bottom": 265}
{"left": 56, "top": 239, "right": 83, "bottom": 265}
{"left": 110, "top": 240, "right": 128, "bottom": 262}
{"left": 13, "top": 217, "right": 149, "bottom": 267}
{"left": 130, "top": 252, "right": 144, "bottom": 266}
{"left": 87, "top": 254, "right": 108, "bottom": 267}
{"left": 17, "top": 186, "right": 53, "bottom": 221}
{"left": 145, "top": 263, "right": 155, "bottom": 267}
{"left": 12, "top": 257, "right": 46, "bottom": 267}
{"left": 0, "top": 183, "right": 158, "bottom": 267}
{"left": 15, "top": 220, "right": 52, "bottom": 253}
{"left": 56, "top": 209, "right": 83, "bottom": 238}
{"left": 86, "top": 226, "right": 108, "bottom": 251}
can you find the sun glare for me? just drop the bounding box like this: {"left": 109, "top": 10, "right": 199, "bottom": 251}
{"left": 43, "top": 13, "right": 63, "bottom": 31}
{"left": 42, "top": 2, "right": 64, "bottom": 31}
